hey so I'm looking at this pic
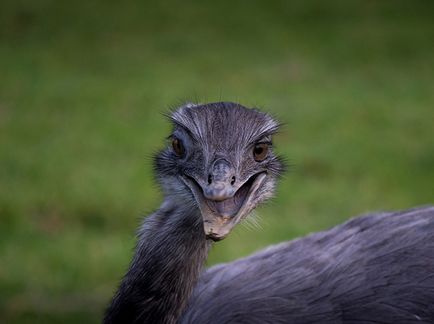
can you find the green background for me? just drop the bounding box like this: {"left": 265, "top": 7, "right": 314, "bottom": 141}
{"left": 1, "top": 1, "right": 433, "bottom": 323}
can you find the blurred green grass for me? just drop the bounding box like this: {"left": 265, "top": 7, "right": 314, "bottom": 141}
{"left": 1, "top": 0, "right": 434, "bottom": 322}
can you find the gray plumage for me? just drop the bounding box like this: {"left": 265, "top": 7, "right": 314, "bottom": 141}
{"left": 104, "top": 102, "right": 434, "bottom": 324}
{"left": 182, "top": 207, "right": 434, "bottom": 323}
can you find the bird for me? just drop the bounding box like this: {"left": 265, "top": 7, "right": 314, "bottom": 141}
{"left": 104, "top": 102, "right": 434, "bottom": 324}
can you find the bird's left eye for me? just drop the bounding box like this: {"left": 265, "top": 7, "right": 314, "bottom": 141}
{"left": 253, "top": 143, "right": 269, "bottom": 162}
{"left": 172, "top": 137, "right": 185, "bottom": 157}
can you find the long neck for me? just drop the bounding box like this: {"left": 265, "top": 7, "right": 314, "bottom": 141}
{"left": 104, "top": 200, "right": 211, "bottom": 324}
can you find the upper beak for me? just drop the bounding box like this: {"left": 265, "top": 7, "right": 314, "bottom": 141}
{"left": 204, "top": 158, "right": 236, "bottom": 201}
{"left": 203, "top": 181, "right": 235, "bottom": 202}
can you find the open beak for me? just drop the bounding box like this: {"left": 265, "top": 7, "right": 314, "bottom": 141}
{"left": 182, "top": 172, "right": 267, "bottom": 241}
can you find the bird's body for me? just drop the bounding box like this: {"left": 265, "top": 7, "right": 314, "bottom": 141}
{"left": 182, "top": 206, "right": 434, "bottom": 323}
{"left": 104, "top": 102, "right": 434, "bottom": 324}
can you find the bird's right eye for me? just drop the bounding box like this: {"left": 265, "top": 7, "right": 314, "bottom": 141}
{"left": 172, "top": 137, "right": 185, "bottom": 157}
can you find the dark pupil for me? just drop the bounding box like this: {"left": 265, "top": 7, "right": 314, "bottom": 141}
{"left": 254, "top": 144, "right": 268, "bottom": 161}
{"left": 173, "top": 139, "right": 183, "bottom": 155}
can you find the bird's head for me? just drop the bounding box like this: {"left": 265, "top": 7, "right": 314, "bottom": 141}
{"left": 155, "top": 102, "right": 284, "bottom": 241}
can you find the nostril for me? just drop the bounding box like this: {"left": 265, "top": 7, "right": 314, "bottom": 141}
{"left": 231, "top": 176, "right": 236, "bottom": 185}
{"left": 208, "top": 174, "right": 212, "bottom": 185}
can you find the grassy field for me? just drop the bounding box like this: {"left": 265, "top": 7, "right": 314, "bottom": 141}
{"left": 1, "top": 0, "right": 434, "bottom": 322}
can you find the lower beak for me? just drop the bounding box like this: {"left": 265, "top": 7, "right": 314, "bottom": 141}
{"left": 199, "top": 173, "right": 267, "bottom": 241}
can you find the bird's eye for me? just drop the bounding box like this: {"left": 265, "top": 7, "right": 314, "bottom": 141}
{"left": 253, "top": 143, "right": 269, "bottom": 162}
{"left": 172, "top": 137, "right": 185, "bottom": 157}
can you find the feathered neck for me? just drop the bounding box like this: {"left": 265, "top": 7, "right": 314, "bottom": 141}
{"left": 104, "top": 200, "right": 211, "bottom": 324}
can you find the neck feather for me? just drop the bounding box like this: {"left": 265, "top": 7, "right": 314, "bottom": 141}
{"left": 104, "top": 200, "right": 211, "bottom": 324}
